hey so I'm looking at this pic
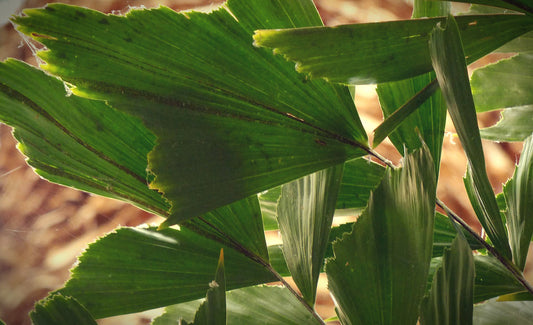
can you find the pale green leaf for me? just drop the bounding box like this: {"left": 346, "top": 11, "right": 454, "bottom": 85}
{"left": 57, "top": 226, "right": 276, "bottom": 318}
{"left": 473, "top": 300, "right": 533, "bottom": 324}
{"left": 441, "top": 0, "right": 533, "bottom": 15}
{"left": 480, "top": 106, "right": 533, "bottom": 142}
{"left": 12, "top": 2, "right": 367, "bottom": 226}
{"left": 183, "top": 196, "right": 269, "bottom": 262}
{"left": 504, "top": 134, "right": 533, "bottom": 270}
{"left": 253, "top": 15, "right": 533, "bottom": 84}
{"left": 420, "top": 236, "right": 475, "bottom": 325}
{"left": 277, "top": 164, "right": 343, "bottom": 306}
{"left": 497, "top": 30, "right": 533, "bottom": 53}
{"left": 0, "top": 59, "right": 169, "bottom": 216}
{"left": 326, "top": 145, "right": 436, "bottom": 325}
{"left": 472, "top": 54, "right": 533, "bottom": 112}
{"left": 429, "top": 15, "right": 511, "bottom": 259}
{"left": 152, "top": 286, "right": 323, "bottom": 325}
{"left": 30, "top": 295, "right": 97, "bottom": 325}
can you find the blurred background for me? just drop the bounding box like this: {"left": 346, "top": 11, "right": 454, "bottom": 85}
{"left": 0, "top": 0, "right": 529, "bottom": 324}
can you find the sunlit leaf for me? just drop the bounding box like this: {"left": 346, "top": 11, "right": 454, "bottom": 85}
{"left": 13, "top": 1, "right": 367, "bottom": 226}
{"left": 57, "top": 226, "right": 275, "bottom": 318}
{"left": 253, "top": 15, "right": 533, "bottom": 84}
{"left": 429, "top": 15, "right": 511, "bottom": 259}
{"left": 473, "top": 300, "right": 533, "bottom": 324}
{"left": 326, "top": 145, "right": 436, "bottom": 324}
{"left": 152, "top": 286, "right": 323, "bottom": 325}
{"left": 472, "top": 54, "right": 533, "bottom": 112}
{"left": 277, "top": 164, "right": 343, "bottom": 306}
{"left": 503, "top": 134, "right": 533, "bottom": 270}
{"left": 420, "top": 236, "right": 475, "bottom": 325}
{"left": 30, "top": 294, "right": 97, "bottom": 325}
{"left": 480, "top": 106, "right": 533, "bottom": 142}
{"left": 0, "top": 59, "right": 169, "bottom": 216}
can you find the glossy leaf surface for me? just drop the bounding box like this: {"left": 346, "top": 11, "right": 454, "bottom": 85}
{"left": 420, "top": 236, "right": 474, "bottom": 325}
{"left": 277, "top": 164, "right": 343, "bottom": 305}
{"left": 429, "top": 15, "right": 511, "bottom": 259}
{"left": 504, "top": 134, "right": 533, "bottom": 270}
{"left": 254, "top": 15, "right": 533, "bottom": 84}
{"left": 0, "top": 59, "right": 169, "bottom": 216}
{"left": 13, "top": 1, "right": 367, "bottom": 226}
{"left": 58, "top": 226, "right": 275, "bottom": 318}
{"left": 152, "top": 286, "right": 323, "bottom": 325}
{"left": 30, "top": 295, "right": 97, "bottom": 325}
{"left": 326, "top": 146, "right": 436, "bottom": 324}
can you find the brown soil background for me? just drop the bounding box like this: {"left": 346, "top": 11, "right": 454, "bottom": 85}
{"left": 0, "top": 1, "right": 531, "bottom": 324}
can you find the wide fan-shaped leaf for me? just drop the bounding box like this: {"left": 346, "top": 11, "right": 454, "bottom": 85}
{"left": 429, "top": 15, "right": 511, "bottom": 259}
{"left": 420, "top": 236, "right": 475, "bottom": 325}
{"left": 30, "top": 295, "right": 97, "bottom": 325}
{"left": 277, "top": 164, "right": 343, "bottom": 306}
{"left": 326, "top": 145, "right": 436, "bottom": 325}
{"left": 473, "top": 300, "right": 533, "bottom": 324}
{"left": 472, "top": 54, "right": 533, "bottom": 112}
{"left": 57, "top": 226, "right": 275, "bottom": 318}
{"left": 13, "top": 1, "right": 367, "bottom": 226}
{"left": 183, "top": 196, "right": 269, "bottom": 262}
{"left": 503, "top": 134, "right": 533, "bottom": 270}
{"left": 0, "top": 59, "right": 169, "bottom": 216}
{"left": 152, "top": 286, "right": 323, "bottom": 325}
{"left": 480, "top": 106, "right": 533, "bottom": 142}
{"left": 253, "top": 15, "right": 533, "bottom": 84}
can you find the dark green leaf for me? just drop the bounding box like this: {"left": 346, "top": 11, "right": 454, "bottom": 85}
{"left": 480, "top": 106, "right": 533, "bottom": 142}
{"left": 254, "top": 15, "right": 533, "bottom": 84}
{"left": 473, "top": 300, "right": 533, "bottom": 324}
{"left": 30, "top": 294, "right": 97, "bottom": 325}
{"left": 183, "top": 196, "right": 269, "bottom": 262}
{"left": 433, "top": 212, "right": 484, "bottom": 257}
{"left": 472, "top": 255, "right": 525, "bottom": 302}
{"left": 429, "top": 15, "right": 511, "bottom": 259}
{"left": 13, "top": 2, "right": 367, "bottom": 226}
{"left": 504, "top": 134, "right": 533, "bottom": 270}
{"left": 472, "top": 54, "right": 533, "bottom": 112}
{"left": 420, "top": 236, "right": 475, "bottom": 325}
{"left": 58, "top": 226, "right": 275, "bottom": 318}
{"left": 153, "top": 286, "right": 323, "bottom": 325}
{"left": 497, "top": 30, "right": 533, "bottom": 53}
{"left": 192, "top": 249, "right": 226, "bottom": 325}
{"left": 0, "top": 59, "right": 169, "bottom": 216}
{"left": 258, "top": 187, "right": 281, "bottom": 231}
{"left": 326, "top": 145, "right": 436, "bottom": 324}
{"left": 277, "top": 164, "right": 343, "bottom": 306}
{"left": 267, "top": 244, "right": 291, "bottom": 277}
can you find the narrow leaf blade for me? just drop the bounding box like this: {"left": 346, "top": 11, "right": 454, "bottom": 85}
{"left": 429, "top": 15, "right": 511, "bottom": 258}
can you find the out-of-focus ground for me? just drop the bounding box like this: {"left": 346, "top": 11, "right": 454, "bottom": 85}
{"left": 0, "top": 0, "right": 530, "bottom": 324}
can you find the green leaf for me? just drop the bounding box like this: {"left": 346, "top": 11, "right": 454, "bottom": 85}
{"left": 192, "top": 249, "right": 226, "bottom": 325}
{"left": 0, "top": 59, "right": 169, "bottom": 216}
{"left": 473, "top": 300, "right": 533, "bottom": 324}
{"left": 472, "top": 255, "right": 524, "bottom": 302}
{"left": 374, "top": 0, "right": 448, "bottom": 174}
{"left": 30, "top": 294, "right": 97, "bottom": 325}
{"left": 433, "top": 212, "right": 484, "bottom": 257}
{"left": 153, "top": 286, "right": 323, "bottom": 325}
{"left": 441, "top": 0, "right": 533, "bottom": 15}
{"left": 480, "top": 106, "right": 533, "bottom": 142}
{"left": 420, "top": 236, "right": 475, "bottom": 325}
{"left": 13, "top": 2, "right": 368, "bottom": 226}
{"left": 277, "top": 164, "right": 343, "bottom": 306}
{"left": 253, "top": 15, "right": 533, "bottom": 84}
{"left": 57, "top": 226, "right": 276, "bottom": 318}
{"left": 497, "top": 30, "right": 533, "bottom": 53}
{"left": 258, "top": 187, "right": 281, "bottom": 231}
{"left": 429, "top": 15, "right": 512, "bottom": 259}
{"left": 326, "top": 145, "right": 436, "bottom": 324}
{"left": 472, "top": 54, "right": 533, "bottom": 112}
{"left": 504, "top": 134, "right": 533, "bottom": 270}
{"left": 183, "top": 196, "right": 269, "bottom": 262}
